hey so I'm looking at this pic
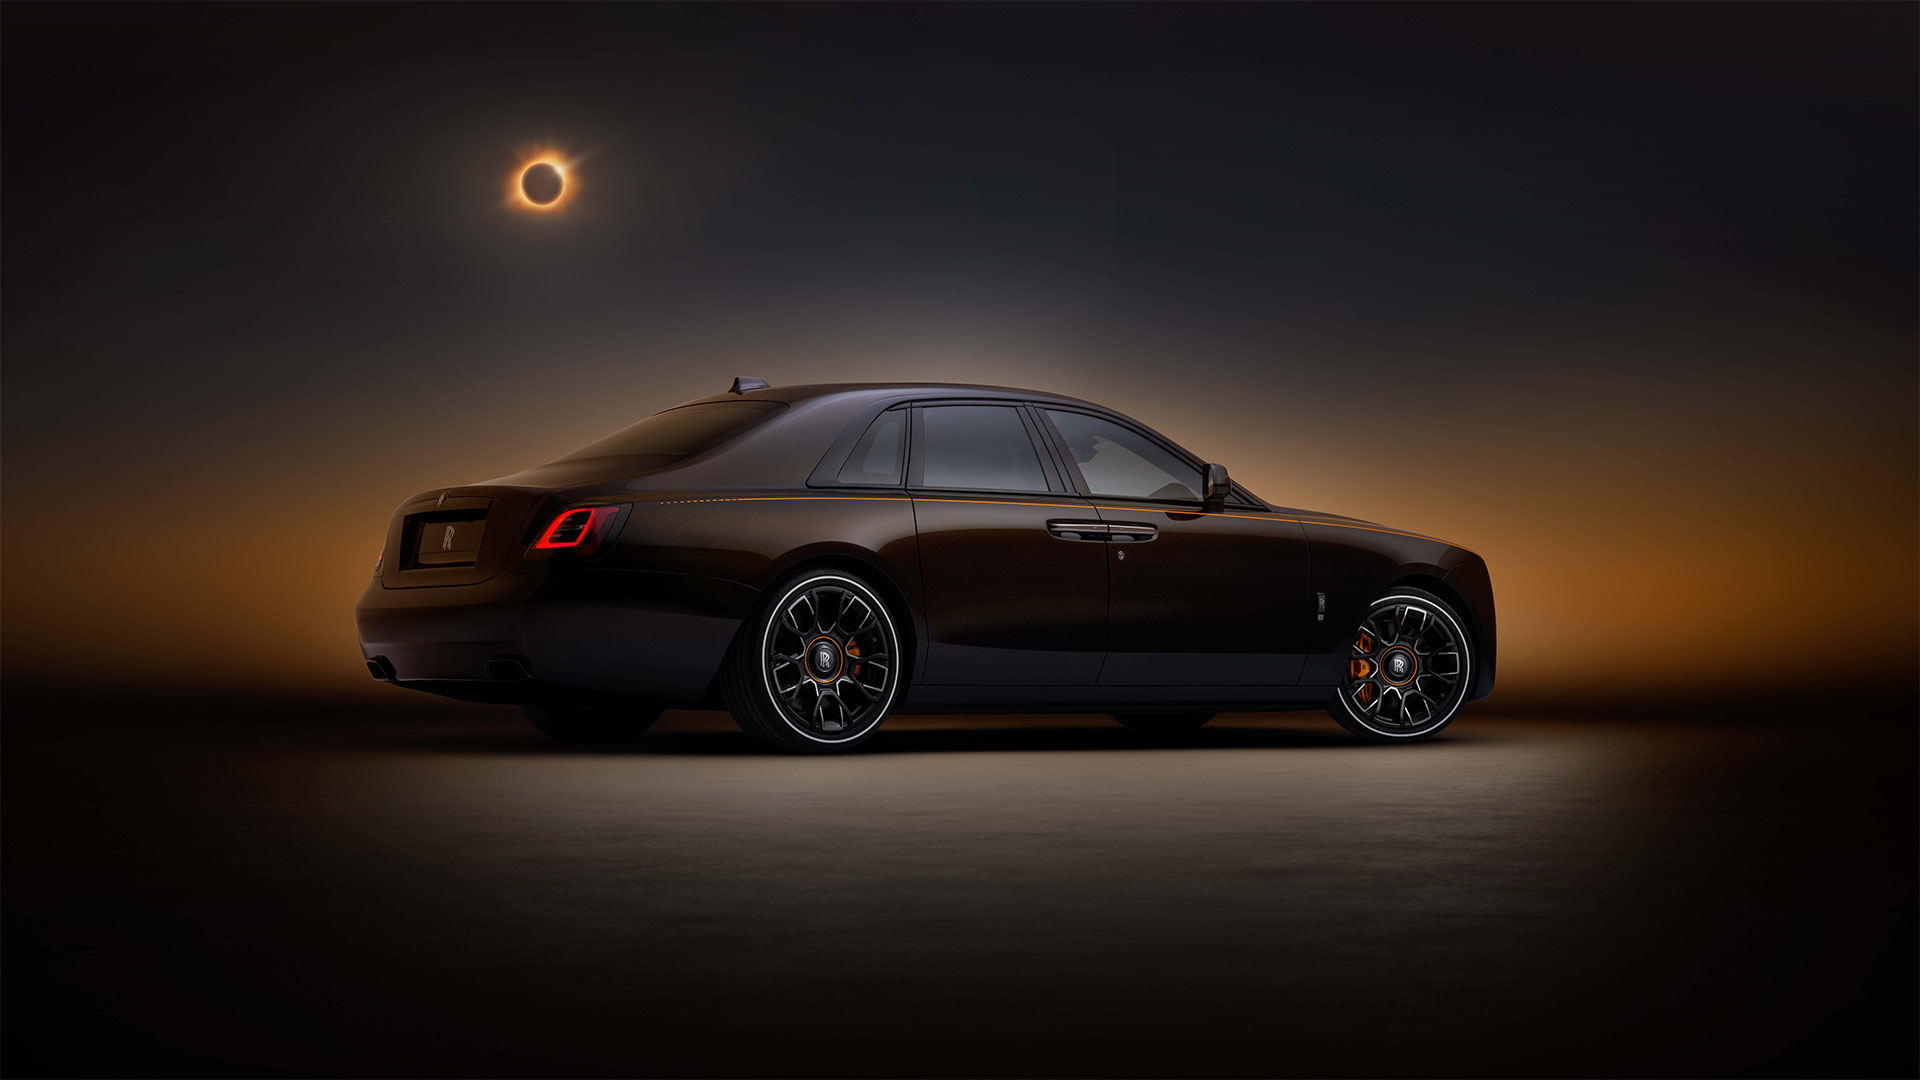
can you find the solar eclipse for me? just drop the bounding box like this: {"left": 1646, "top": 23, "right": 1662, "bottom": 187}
{"left": 508, "top": 151, "right": 574, "bottom": 212}
{"left": 520, "top": 162, "right": 563, "bottom": 206}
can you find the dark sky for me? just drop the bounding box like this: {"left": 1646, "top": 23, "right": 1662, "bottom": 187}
{"left": 4, "top": 3, "right": 1914, "bottom": 696}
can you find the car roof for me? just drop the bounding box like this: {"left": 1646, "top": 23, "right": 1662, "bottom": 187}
{"left": 573, "top": 379, "right": 1273, "bottom": 511}
{"left": 674, "top": 382, "right": 1110, "bottom": 412}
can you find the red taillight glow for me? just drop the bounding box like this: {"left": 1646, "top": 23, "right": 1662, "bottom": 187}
{"left": 531, "top": 505, "right": 620, "bottom": 555}
{"left": 374, "top": 549, "right": 384, "bottom": 575}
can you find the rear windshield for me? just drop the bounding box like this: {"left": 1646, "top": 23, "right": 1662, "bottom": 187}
{"left": 557, "top": 401, "right": 785, "bottom": 462}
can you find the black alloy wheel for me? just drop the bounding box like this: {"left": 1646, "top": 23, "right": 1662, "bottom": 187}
{"left": 722, "top": 569, "right": 902, "bottom": 753}
{"left": 1330, "top": 587, "right": 1472, "bottom": 741}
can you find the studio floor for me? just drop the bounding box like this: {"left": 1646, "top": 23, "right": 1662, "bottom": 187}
{"left": 5, "top": 699, "right": 1914, "bottom": 1077}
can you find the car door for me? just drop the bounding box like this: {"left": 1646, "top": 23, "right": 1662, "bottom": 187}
{"left": 1035, "top": 407, "right": 1312, "bottom": 686}
{"left": 909, "top": 402, "right": 1108, "bottom": 685}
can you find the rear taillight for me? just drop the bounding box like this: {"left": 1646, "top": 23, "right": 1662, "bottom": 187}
{"left": 374, "top": 549, "right": 384, "bottom": 575}
{"left": 529, "top": 505, "right": 621, "bottom": 557}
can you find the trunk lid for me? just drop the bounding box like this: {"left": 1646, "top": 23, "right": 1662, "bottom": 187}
{"left": 379, "top": 484, "right": 549, "bottom": 588}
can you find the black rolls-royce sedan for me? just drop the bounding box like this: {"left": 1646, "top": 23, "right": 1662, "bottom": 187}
{"left": 356, "top": 379, "right": 1495, "bottom": 752}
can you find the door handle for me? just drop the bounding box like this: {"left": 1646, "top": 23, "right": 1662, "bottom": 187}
{"left": 1046, "top": 521, "right": 1110, "bottom": 541}
{"left": 1045, "top": 521, "right": 1158, "bottom": 542}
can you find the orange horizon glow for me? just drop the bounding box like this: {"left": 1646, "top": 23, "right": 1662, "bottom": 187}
{"left": 3, "top": 350, "right": 1914, "bottom": 707}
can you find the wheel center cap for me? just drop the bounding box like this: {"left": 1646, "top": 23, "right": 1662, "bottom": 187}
{"left": 813, "top": 643, "right": 837, "bottom": 674}
{"left": 1379, "top": 646, "right": 1417, "bottom": 685}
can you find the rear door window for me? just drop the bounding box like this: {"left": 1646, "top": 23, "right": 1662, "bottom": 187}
{"left": 914, "top": 405, "right": 1050, "bottom": 493}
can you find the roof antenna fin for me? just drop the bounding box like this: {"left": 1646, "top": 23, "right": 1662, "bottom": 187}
{"left": 729, "top": 376, "right": 770, "bottom": 395}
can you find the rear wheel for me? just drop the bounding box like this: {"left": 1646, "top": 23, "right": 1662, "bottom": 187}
{"left": 721, "top": 569, "right": 904, "bottom": 753}
{"left": 521, "top": 699, "right": 662, "bottom": 744}
{"left": 1111, "top": 711, "right": 1215, "bottom": 734}
{"left": 1329, "top": 587, "right": 1472, "bottom": 741}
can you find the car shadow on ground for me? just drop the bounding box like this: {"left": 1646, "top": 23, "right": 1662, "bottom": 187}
{"left": 385, "top": 718, "right": 1482, "bottom": 757}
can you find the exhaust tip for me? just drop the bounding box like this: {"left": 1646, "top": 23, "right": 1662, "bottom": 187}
{"left": 485, "top": 656, "right": 532, "bottom": 681}
{"left": 366, "top": 656, "right": 397, "bottom": 681}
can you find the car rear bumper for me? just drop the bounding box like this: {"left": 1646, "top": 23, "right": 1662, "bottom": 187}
{"left": 354, "top": 567, "right": 758, "bottom": 704}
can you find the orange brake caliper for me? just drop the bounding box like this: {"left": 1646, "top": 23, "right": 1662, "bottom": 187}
{"left": 1351, "top": 630, "right": 1376, "bottom": 703}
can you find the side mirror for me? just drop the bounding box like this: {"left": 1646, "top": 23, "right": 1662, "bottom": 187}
{"left": 1202, "top": 464, "right": 1230, "bottom": 511}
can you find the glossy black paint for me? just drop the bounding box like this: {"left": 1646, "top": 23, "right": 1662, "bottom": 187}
{"left": 355, "top": 383, "right": 1497, "bottom": 713}
{"left": 1093, "top": 501, "right": 1311, "bottom": 686}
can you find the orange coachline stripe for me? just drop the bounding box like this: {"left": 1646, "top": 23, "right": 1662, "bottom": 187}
{"left": 913, "top": 497, "right": 1095, "bottom": 511}
{"left": 638, "top": 494, "right": 1469, "bottom": 550}
{"left": 651, "top": 495, "right": 911, "bottom": 506}
{"left": 1294, "top": 520, "right": 1469, "bottom": 549}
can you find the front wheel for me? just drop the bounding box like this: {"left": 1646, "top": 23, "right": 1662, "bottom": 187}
{"left": 522, "top": 699, "right": 663, "bottom": 744}
{"left": 1329, "top": 587, "right": 1472, "bottom": 742}
{"left": 721, "top": 569, "right": 904, "bottom": 753}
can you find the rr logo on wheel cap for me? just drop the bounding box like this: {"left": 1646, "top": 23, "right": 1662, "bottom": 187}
{"left": 814, "top": 644, "right": 836, "bottom": 673}
{"left": 1389, "top": 654, "right": 1408, "bottom": 677}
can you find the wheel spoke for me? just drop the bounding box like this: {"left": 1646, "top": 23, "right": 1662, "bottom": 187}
{"left": 819, "top": 689, "right": 847, "bottom": 732}
{"left": 1378, "top": 685, "right": 1403, "bottom": 723}
{"left": 787, "top": 681, "right": 816, "bottom": 714}
{"left": 838, "top": 673, "right": 883, "bottom": 701}
{"left": 1353, "top": 680, "right": 1380, "bottom": 712}
{"left": 837, "top": 595, "right": 872, "bottom": 636}
{"left": 1405, "top": 690, "right": 1436, "bottom": 724}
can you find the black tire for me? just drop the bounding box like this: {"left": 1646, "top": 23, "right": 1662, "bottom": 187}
{"left": 1328, "top": 586, "right": 1473, "bottom": 742}
{"left": 1111, "top": 711, "right": 1215, "bottom": 734}
{"left": 521, "top": 698, "right": 663, "bottom": 744}
{"left": 721, "top": 567, "right": 905, "bottom": 754}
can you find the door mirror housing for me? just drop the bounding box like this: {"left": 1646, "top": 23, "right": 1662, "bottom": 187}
{"left": 1202, "top": 463, "right": 1230, "bottom": 511}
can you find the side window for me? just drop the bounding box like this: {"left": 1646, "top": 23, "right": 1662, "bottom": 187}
{"left": 837, "top": 409, "right": 905, "bottom": 485}
{"left": 917, "top": 406, "right": 1049, "bottom": 493}
{"left": 1044, "top": 410, "right": 1202, "bottom": 503}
